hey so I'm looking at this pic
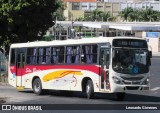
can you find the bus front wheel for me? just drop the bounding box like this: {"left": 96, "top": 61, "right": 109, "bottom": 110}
{"left": 86, "top": 80, "right": 94, "bottom": 99}
{"left": 33, "top": 78, "right": 43, "bottom": 95}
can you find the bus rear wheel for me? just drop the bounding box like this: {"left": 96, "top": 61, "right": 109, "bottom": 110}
{"left": 116, "top": 92, "right": 125, "bottom": 101}
{"left": 86, "top": 80, "right": 94, "bottom": 99}
{"left": 33, "top": 78, "right": 43, "bottom": 95}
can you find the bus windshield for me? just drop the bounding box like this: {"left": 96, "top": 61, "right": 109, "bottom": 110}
{"left": 112, "top": 48, "right": 149, "bottom": 74}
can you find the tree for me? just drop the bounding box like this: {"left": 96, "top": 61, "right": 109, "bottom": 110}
{"left": 119, "top": 7, "right": 160, "bottom": 22}
{"left": 118, "top": 7, "right": 134, "bottom": 21}
{"left": 76, "top": 9, "right": 115, "bottom": 22}
{"left": 0, "top": 0, "right": 61, "bottom": 53}
{"left": 128, "top": 9, "right": 142, "bottom": 22}
{"left": 141, "top": 8, "right": 160, "bottom": 22}
{"left": 52, "top": 0, "right": 65, "bottom": 21}
{"left": 101, "top": 11, "right": 115, "bottom": 22}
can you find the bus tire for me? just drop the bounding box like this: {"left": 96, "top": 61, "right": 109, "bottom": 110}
{"left": 33, "top": 78, "right": 43, "bottom": 95}
{"left": 86, "top": 80, "right": 94, "bottom": 99}
{"left": 116, "top": 92, "right": 125, "bottom": 101}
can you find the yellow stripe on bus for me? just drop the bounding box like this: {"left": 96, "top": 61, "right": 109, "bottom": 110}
{"left": 43, "top": 70, "right": 83, "bottom": 82}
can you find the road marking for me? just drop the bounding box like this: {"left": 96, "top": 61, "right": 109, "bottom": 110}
{"left": 151, "top": 87, "right": 160, "bottom": 91}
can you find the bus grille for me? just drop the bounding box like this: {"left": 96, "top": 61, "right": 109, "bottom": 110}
{"left": 126, "top": 86, "right": 140, "bottom": 90}
{"left": 123, "top": 81, "right": 141, "bottom": 85}
{"left": 121, "top": 76, "right": 144, "bottom": 81}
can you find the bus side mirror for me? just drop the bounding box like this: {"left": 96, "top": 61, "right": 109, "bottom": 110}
{"left": 149, "top": 51, "right": 152, "bottom": 58}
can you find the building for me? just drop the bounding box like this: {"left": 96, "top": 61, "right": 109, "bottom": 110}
{"left": 97, "top": 0, "right": 127, "bottom": 2}
{"left": 97, "top": 0, "right": 160, "bottom": 3}
{"left": 120, "top": 2, "right": 160, "bottom": 11}
{"left": 64, "top": 0, "right": 121, "bottom": 21}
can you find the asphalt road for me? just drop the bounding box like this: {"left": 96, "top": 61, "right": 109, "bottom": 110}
{"left": 0, "top": 57, "right": 160, "bottom": 113}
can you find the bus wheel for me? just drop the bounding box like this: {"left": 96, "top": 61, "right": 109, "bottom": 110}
{"left": 116, "top": 93, "right": 125, "bottom": 101}
{"left": 86, "top": 80, "right": 94, "bottom": 99}
{"left": 33, "top": 78, "right": 43, "bottom": 95}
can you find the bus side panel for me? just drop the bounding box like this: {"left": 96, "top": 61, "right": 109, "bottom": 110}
{"left": 23, "top": 65, "right": 100, "bottom": 92}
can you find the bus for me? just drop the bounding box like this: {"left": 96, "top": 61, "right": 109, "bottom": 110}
{"left": 8, "top": 37, "right": 152, "bottom": 100}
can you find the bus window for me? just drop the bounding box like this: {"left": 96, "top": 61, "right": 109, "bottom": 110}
{"left": 51, "top": 48, "right": 57, "bottom": 64}
{"left": 37, "top": 47, "right": 51, "bottom": 64}
{"left": 66, "top": 47, "right": 73, "bottom": 64}
{"left": 38, "top": 48, "right": 44, "bottom": 64}
{"left": 66, "top": 46, "right": 80, "bottom": 64}
{"left": 81, "top": 45, "right": 97, "bottom": 64}
{"left": 51, "top": 47, "right": 64, "bottom": 64}
{"left": 46, "top": 48, "right": 51, "bottom": 64}
{"left": 74, "top": 46, "right": 80, "bottom": 64}
{"left": 11, "top": 49, "right": 16, "bottom": 65}
{"left": 57, "top": 47, "right": 64, "bottom": 64}
{"left": 27, "top": 48, "right": 37, "bottom": 64}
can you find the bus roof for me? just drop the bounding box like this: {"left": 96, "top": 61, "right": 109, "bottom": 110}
{"left": 10, "top": 37, "right": 145, "bottom": 48}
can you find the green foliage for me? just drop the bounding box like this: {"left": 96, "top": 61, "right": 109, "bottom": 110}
{"left": 42, "top": 35, "right": 55, "bottom": 41}
{"left": 0, "top": 0, "right": 64, "bottom": 54}
{"left": 52, "top": 0, "right": 65, "bottom": 21}
{"left": 76, "top": 9, "right": 115, "bottom": 22}
{"left": 119, "top": 7, "right": 160, "bottom": 22}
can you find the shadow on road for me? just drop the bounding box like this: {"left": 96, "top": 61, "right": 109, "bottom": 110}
{"left": 94, "top": 93, "right": 160, "bottom": 102}
{"left": 19, "top": 90, "right": 160, "bottom": 102}
{"left": 0, "top": 97, "right": 7, "bottom": 104}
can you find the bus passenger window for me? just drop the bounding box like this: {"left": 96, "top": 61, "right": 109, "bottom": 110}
{"left": 66, "top": 46, "right": 80, "bottom": 64}
{"left": 81, "top": 45, "right": 97, "bottom": 64}
{"left": 51, "top": 47, "right": 64, "bottom": 64}
{"left": 46, "top": 48, "right": 51, "bottom": 64}
{"left": 38, "top": 48, "right": 43, "bottom": 64}
{"left": 74, "top": 46, "right": 80, "bottom": 64}
{"left": 57, "top": 47, "right": 64, "bottom": 64}
{"left": 11, "top": 49, "right": 16, "bottom": 65}
{"left": 51, "top": 48, "right": 58, "bottom": 64}
{"left": 37, "top": 47, "right": 51, "bottom": 64}
{"left": 66, "top": 47, "right": 72, "bottom": 64}
{"left": 27, "top": 48, "right": 37, "bottom": 64}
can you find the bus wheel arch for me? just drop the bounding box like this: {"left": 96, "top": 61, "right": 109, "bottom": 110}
{"left": 32, "top": 76, "right": 43, "bottom": 95}
{"left": 81, "top": 77, "right": 94, "bottom": 99}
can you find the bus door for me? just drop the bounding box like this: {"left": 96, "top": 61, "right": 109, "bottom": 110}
{"left": 100, "top": 48, "right": 110, "bottom": 91}
{"left": 16, "top": 52, "right": 25, "bottom": 89}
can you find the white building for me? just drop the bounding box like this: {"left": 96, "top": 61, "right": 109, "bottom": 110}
{"left": 97, "top": 0, "right": 160, "bottom": 3}
{"left": 97, "top": 0, "right": 127, "bottom": 2}
{"left": 120, "top": 2, "right": 160, "bottom": 11}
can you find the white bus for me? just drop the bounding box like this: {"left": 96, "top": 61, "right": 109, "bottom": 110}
{"left": 8, "top": 37, "right": 152, "bottom": 100}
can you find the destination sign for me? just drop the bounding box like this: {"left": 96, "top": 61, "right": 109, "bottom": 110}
{"left": 113, "top": 39, "right": 148, "bottom": 48}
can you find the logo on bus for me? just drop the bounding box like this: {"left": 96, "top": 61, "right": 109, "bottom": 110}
{"left": 25, "top": 68, "right": 41, "bottom": 73}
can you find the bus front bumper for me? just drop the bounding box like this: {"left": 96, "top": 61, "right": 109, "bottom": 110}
{"left": 110, "top": 83, "right": 150, "bottom": 93}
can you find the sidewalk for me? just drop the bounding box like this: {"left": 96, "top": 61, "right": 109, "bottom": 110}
{"left": 0, "top": 82, "right": 8, "bottom": 86}
{"left": 152, "top": 52, "right": 160, "bottom": 57}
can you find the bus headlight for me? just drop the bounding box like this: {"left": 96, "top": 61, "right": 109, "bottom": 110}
{"left": 142, "top": 77, "right": 149, "bottom": 85}
{"left": 112, "top": 76, "right": 121, "bottom": 84}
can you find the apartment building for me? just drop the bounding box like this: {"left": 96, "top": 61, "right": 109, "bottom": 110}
{"left": 63, "top": 0, "right": 160, "bottom": 21}
{"left": 98, "top": 0, "right": 160, "bottom": 3}
{"left": 121, "top": 2, "right": 160, "bottom": 11}
{"left": 64, "top": 0, "right": 121, "bottom": 21}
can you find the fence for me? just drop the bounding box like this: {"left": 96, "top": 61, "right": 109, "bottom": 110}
{"left": 0, "top": 52, "right": 8, "bottom": 83}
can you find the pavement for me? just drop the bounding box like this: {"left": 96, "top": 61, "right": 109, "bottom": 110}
{"left": 152, "top": 52, "right": 160, "bottom": 57}
{"left": 0, "top": 82, "right": 8, "bottom": 86}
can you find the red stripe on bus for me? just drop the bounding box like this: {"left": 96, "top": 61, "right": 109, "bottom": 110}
{"left": 10, "top": 65, "right": 104, "bottom": 76}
